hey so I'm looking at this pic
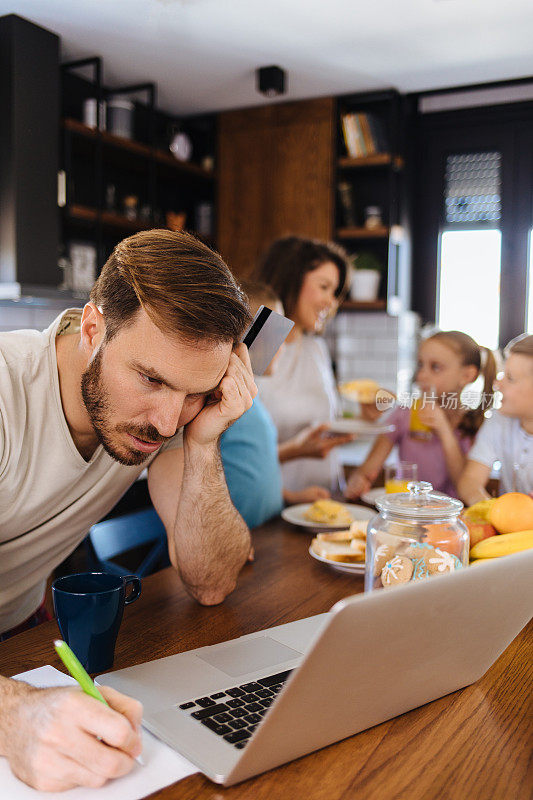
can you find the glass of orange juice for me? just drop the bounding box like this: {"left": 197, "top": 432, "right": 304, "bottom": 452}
{"left": 409, "top": 396, "right": 433, "bottom": 440}
{"left": 385, "top": 462, "right": 418, "bottom": 493}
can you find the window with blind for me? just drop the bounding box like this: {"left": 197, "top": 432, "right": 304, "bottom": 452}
{"left": 412, "top": 92, "right": 533, "bottom": 349}
{"left": 437, "top": 151, "right": 502, "bottom": 349}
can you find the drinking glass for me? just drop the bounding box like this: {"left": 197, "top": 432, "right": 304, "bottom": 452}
{"left": 385, "top": 462, "right": 418, "bottom": 494}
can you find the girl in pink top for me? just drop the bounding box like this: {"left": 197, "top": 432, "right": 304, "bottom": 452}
{"left": 344, "top": 331, "right": 497, "bottom": 499}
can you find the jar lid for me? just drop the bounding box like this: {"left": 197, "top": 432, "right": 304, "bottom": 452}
{"left": 376, "top": 481, "right": 463, "bottom": 520}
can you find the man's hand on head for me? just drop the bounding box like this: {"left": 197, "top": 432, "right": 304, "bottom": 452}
{"left": 184, "top": 343, "right": 257, "bottom": 447}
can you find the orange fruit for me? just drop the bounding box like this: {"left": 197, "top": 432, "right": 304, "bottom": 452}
{"left": 488, "top": 492, "right": 533, "bottom": 534}
{"left": 422, "top": 523, "right": 462, "bottom": 557}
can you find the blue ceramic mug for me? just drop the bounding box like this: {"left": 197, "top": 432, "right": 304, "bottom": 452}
{"left": 52, "top": 572, "right": 141, "bottom": 674}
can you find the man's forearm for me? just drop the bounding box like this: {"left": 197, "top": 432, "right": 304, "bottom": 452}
{"left": 171, "top": 437, "right": 251, "bottom": 605}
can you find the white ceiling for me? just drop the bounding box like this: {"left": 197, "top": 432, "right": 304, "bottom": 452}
{"left": 3, "top": 0, "right": 533, "bottom": 116}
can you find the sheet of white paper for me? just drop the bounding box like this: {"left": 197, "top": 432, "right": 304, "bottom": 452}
{"left": 0, "top": 666, "right": 198, "bottom": 799}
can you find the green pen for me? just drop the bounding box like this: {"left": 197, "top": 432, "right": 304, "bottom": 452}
{"left": 54, "top": 639, "right": 144, "bottom": 766}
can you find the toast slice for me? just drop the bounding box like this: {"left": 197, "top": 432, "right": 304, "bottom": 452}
{"left": 316, "top": 520, "right": 368, "bottom": 543}
{"left": 316, "top": 529, "right": 353, "bottom": 543}
{"left": 311, "top": 538, "right": 365, "bottom": 563}
{"left": 348, "top": 520, "right": 369, "bottom": 540}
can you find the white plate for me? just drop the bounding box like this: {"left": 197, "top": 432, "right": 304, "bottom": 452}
{"left": 281, "top": 503, "right": 376, "bottom": 530}
{"left": 361, "top": 487, "right": 388, "bottom": 506}
{"left": 308, "top": 545, "right": 366, "bottom": 574}
{"left": 328, "top": 418, "right": 395, "bottom": 436}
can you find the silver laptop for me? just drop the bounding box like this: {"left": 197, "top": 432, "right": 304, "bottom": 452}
{"left": 100, "top": 549, "right": 533, "bottom": 786}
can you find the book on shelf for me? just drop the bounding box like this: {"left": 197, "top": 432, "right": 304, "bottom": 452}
{"left": 340, "top": 112, "right": 389, "bottom": 158}
{"left": 341, "top": 113, "right": 364, "bottom": 157}
{"left": 352, "top": 114, "right": 367, "bottom": 157}
{"left": 341, "top": 115, "right": 357, "bottom": 159}
{"left": 337, "top": 181, "right": 357, "bottom": 227}
{"left": 358, "top": 114, "right": 375, "bottom": 156}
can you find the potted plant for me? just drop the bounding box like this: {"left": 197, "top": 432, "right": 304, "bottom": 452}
{"left": 349, "top": 251, "right": 384, "bottom": 302}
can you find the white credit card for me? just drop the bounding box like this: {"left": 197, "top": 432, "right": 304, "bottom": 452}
{"left": 242, "top": 305, "right": 294, "bottom": 375}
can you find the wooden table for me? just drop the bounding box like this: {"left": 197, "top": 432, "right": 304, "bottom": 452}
{"left": 1, "top": 518, "right": 531, "bottom": 799}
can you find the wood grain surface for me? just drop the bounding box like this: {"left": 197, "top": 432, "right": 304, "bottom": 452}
{"left": 0, "top": 518, "right": 531, "bottom": 800}
{"left": 216, "top": 97, "right": 334, "bottom": 278}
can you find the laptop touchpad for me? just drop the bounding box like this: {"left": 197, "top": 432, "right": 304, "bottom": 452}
{"left": 196, "top": 636, "right": 302, "bottom": 677}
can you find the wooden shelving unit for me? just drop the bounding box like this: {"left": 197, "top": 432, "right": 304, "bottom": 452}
{"left": 65, "top": 204, "right": 215, "bottom": 247}
{"left": 340, "top": 299, "right": 387, "bottom": 311}
{"left": 66, "top": 204, "right": 214, "bottom": 245}
{"left": 338, "top": 153, "right": 404, "bottom": 170}
{"left": 63, "top": 118, "right": 215, "bottom": 181}
{"left": 67, "top": 203, "right": 98, "bottom": 223}
{"left": 67, "top": 203, "right": 152, "bottom": 233}
{"left": 336, "top": 226, "right": 389, "bottom": 240}
{"left": 334, "top": 90, "right": 405, "bottom": 308}
{"left": 100, "top": 209, "right": 153, "bottom": 231}
{"left": 60, "top": 59, "right": 217, "bottom": 271}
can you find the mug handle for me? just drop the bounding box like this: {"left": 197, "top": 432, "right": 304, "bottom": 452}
{"left": 123, "top": 575, "right": 142, "bottom": 605}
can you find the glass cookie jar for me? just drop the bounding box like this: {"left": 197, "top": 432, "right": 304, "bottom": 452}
{"left": 365, "top": 481, "right": 469, "bottom": 592}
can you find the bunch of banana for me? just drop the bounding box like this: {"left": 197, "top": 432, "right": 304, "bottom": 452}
{"left": 463, "top": 497, "right": 496, "bottom": 522}
{"left": 470, "top": 530, "right": 533, "bottom": 562}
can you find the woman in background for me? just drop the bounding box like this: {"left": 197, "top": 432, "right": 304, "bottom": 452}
{"left": 254, "top": 236, "right": 353, "bottom": 494}
{"left": 220, "top": 282, "right": 336, "bottom": 529}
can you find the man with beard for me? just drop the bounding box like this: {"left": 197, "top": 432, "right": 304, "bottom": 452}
{"left": 0, "top": 229, "right": 257, "bottom": 791}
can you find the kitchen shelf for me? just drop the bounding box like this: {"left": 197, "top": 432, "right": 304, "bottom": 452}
{"left": 66, "top": 204, "right": 214, "bottom": 245}
{"left": 62, "top": 118, "right": 215, "bottom": 181}
{"left": 340, "top": 299, "right": 387, "bottom": 311}
{"left": 338, "top": 153, "right": 404, "bottom": 169}
{"left": 336, "top": 226, "right": 390, "bottom": 240}
{"left": 334, "top": 89, "right": 407, "bottom": 309}
{"left": 67, "top": 204, "right": 152, "bottom": 233}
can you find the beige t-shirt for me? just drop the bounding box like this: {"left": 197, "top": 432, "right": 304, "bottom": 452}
{"left": 0, "top": 309, "right": 183, "bottom": 634}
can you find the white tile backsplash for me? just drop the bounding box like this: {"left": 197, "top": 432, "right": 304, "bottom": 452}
{"left": 333, "top": 310, "right": 420, "bottom": 394}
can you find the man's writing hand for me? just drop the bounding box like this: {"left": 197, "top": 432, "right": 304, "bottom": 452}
{"left": 0, "top": 681, "right": 142, "bottom": 792}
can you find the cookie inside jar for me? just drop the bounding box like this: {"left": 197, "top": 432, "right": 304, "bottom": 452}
{"left": 364, "top": 481, "right": 469, "bottom": 593}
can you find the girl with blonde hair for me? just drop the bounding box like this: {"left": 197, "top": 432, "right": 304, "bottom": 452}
{"left": 345, "top": 330, "right": 496, "bottom": 500}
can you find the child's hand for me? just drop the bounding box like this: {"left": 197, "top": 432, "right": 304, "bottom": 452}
{"left": 284, "top": 486, "right": 331, "bottom": 505}
{"left": 344, "top": 470, "right": 372, "bottom": 500}
{"left": 416, "top": 403, "right": 449, "bottom": 434}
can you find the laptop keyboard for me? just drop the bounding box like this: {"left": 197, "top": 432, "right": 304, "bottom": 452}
{"left": 178, "top": 669, "right": 293, "bottom": 749}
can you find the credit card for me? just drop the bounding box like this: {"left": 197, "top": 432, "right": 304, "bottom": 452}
{"left": 242, "top": 305, "right": 294, "bottom": 375}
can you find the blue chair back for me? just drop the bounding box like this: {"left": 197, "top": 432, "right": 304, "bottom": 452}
{"left": 88, "top": 507, "right": 169, "bottom": 578}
